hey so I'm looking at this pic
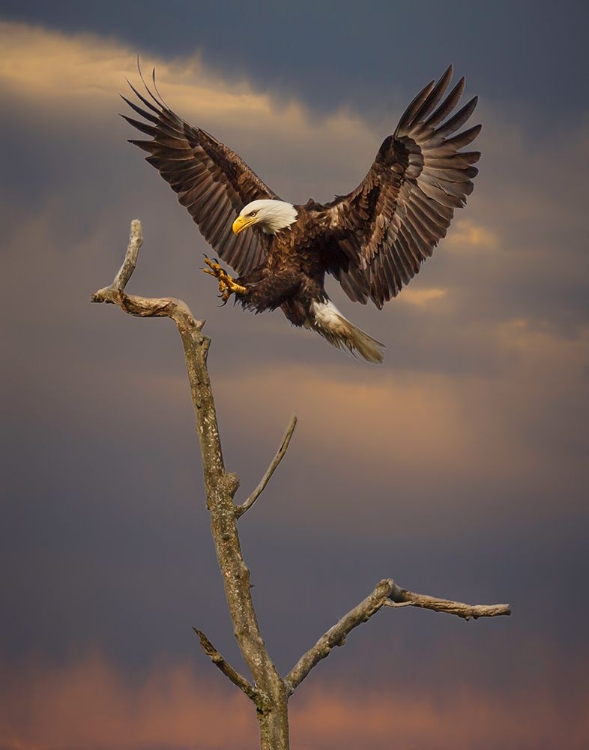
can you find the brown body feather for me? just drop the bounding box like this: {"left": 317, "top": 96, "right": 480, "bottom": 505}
{"left": 235, "top": 205, "right": 333, "bottom": 326}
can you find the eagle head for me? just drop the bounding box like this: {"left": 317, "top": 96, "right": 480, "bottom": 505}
{"left": 232, "top": 199, "right": 298, "bottom": 235}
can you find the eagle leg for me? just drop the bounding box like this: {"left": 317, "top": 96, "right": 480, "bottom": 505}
{"left": 203, "top": 256, "right": 246, "bottom": 301}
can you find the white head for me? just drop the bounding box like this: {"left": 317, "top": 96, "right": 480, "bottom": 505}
{"left": 232, "top": 200, "right": 298, "bottom": 235}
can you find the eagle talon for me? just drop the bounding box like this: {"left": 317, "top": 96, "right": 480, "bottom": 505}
{"left": 203, "top": 257, "right": 246, "bottom": 298}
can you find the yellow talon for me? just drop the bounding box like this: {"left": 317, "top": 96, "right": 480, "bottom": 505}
{"left": 203, "top": 257, "right": 246, "bottom": 298}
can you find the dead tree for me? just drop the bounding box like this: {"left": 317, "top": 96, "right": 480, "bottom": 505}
{"left": 91, "top": 221, "right": 511, "bottom": 750}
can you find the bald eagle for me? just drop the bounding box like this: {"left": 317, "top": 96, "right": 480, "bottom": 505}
{"left": 123, "top": 66, "right": 480, "bottom": 363}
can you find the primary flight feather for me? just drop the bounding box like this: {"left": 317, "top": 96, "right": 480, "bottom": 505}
{"left": 122, "top": 65, "right": 481, "bottom": 363}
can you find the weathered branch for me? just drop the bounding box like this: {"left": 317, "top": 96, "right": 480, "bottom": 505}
{"left": 193, "top": 627, "right": 259, "bottom": 702}
{"left": 285, "top": 579, "right": 394, "bottom": 694}
{"left": 236, "top": 414, "right": 298, "bottom": 517}
{"left": 113, "top": 218, "right": 142, "bottom": 289}
{"left": 285, "top": 577, "right": 511, "bottom": 694}
{"left": 386, "top": 583, "right": 511, "bottom": 620}
{"left": 92, "top": 221, "right": 290, "bottom": 749}
{"left": 91, "top": 220, "right": 199, "bottom": 327}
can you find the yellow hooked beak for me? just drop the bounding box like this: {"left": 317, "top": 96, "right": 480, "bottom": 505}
{"left": 232, "top": 215, "right": 257, "bottom": 235}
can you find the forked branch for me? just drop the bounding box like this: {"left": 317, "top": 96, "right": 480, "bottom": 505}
{"left": 91, "top": 220, "right": 199, "bottom": 328}
{"left": 286, "top": 577, "right": 511, "bottom": 693}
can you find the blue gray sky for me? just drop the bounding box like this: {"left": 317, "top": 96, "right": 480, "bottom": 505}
{"left": 1, "top": 2, "right": 588, "bottom": 748}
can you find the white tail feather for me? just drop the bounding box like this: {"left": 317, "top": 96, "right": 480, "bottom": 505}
{"left": 307, "top": 301, "right": 385, "bottom": 364}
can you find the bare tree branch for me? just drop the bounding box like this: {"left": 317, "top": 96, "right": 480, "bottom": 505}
{"left": 285, "top": 579, "right": 394, "bottom": 694}
{"left": 193, "top": 627, "right": 260, "bottom": 703}
{"left": 236, "top": 414, "right": 298, "bottom": 518}
{"left": 386, "top": 583, "right": 512, "bottom": 620}
{"left": 113, "top": 218, "right": 143, "bottom": 289}
{"left": 285, "top": 576, "right": 511, "bottom": 694}
{"left": 93, "top": 220, "right": 511, "bottom": 749}
{"left": 92, "top": 221, "right": 290, "bottom": 749}
{"left": 91, "top": 220, "right": 200, "bottom": 328}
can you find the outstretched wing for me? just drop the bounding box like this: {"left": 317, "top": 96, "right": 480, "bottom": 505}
{"left": 122, "top": 74, "right": 278, "bottom": 276}
{"left": 325, "top": 66, "right": 481, "bottom": 308}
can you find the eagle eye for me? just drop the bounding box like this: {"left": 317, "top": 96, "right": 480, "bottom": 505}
{"left": 249, "top": 210, "right": 257, "bottom": 217}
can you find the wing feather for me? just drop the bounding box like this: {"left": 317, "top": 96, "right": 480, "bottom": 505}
{"left": 423, "top": 77, "right": 466, "bottom": 128}
{"left": 122, "top": 76, "right": 277, "bottom": 275}
{"left": 411, "top": 66, "right": 454, "bottom": 123}
{"left": 325, "top": 66, "right": 481, "bottom": 306}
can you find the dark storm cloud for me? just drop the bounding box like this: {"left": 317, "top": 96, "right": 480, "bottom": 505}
{"left": 1, "top": 0, "right": 588, "bottom": 129}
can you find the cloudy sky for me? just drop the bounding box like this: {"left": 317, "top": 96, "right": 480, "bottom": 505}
{"left": 1, "top": 2, "right": 588, "bottom": 748}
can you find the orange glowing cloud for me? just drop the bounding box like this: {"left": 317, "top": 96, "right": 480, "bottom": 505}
{"left": 291, "top": 680, "right": 589, "bottom": 750}
{"left": 446, "top": 218, "right": 499, "bottom": 252}
{"left": 398, "top": 287, "right": 449, "bottom": 306}
{"left": 215, "top": 315, "right": 589, "bottom": 482}
{"left": 0, "top": 19, "right": 378, "bottom": 200}
{"left": 0, "top": 653, "right": 587, "bottom": 750}
{"left": 0, "top": 653, "right": 256, "bottom": 749}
